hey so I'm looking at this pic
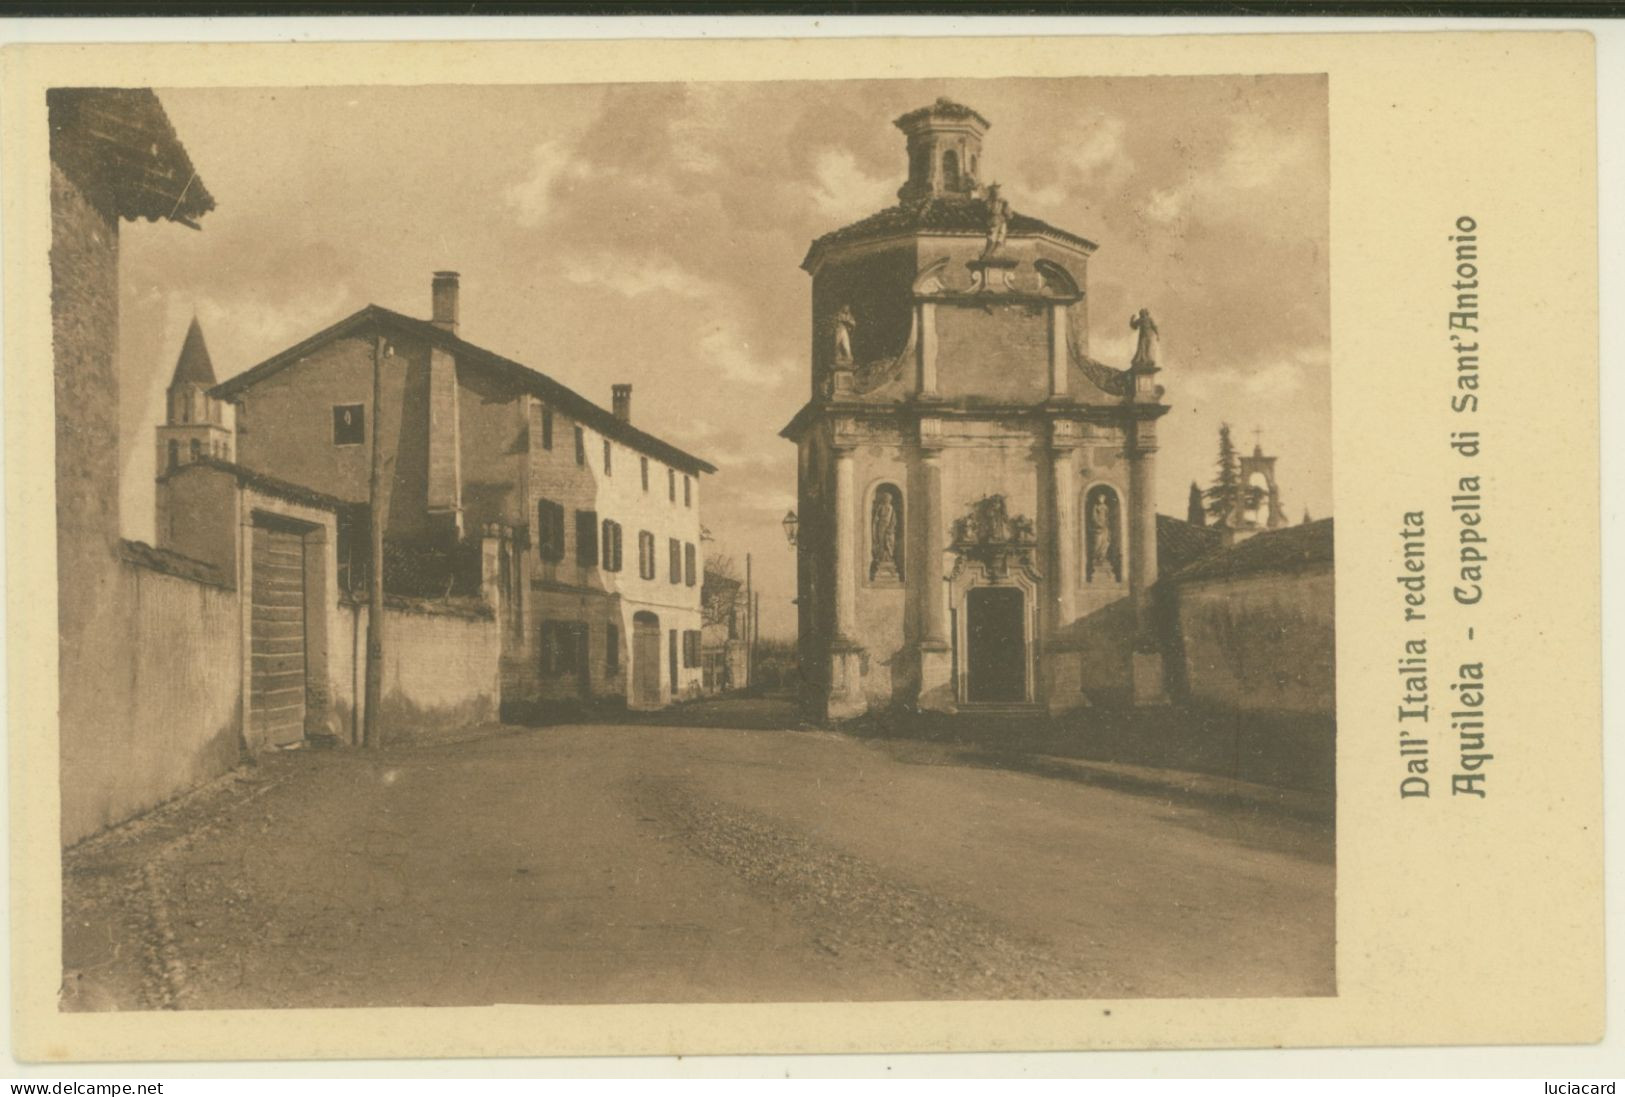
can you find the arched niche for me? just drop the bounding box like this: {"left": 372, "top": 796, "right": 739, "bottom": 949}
{"left": 1082, "top": 482, "right": 1126, "bottom": 586}
{"left": 866, "top": 481, "right": 904, "bottom": 585}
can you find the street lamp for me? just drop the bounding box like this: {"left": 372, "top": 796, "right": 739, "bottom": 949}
{"left": 781, "top": 509, "right": 799, "bottom": 548}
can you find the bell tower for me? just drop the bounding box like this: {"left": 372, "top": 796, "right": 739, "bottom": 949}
{"left": 1224, "top": 435, "right": 1290, "bottom": 542}
{"left": 155, "top": 316, "right": 233, "bottom": 475}
{"left": 895, "top": 98, "right": 990, "bottom": 202}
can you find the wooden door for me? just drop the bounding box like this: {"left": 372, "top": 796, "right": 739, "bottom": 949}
{"left": 251, "top": 521, "right": 308, "bottom": 745}
{"left": 966, "top": 587, "right": 1026, "bottom": 703}
{"left": 633, "top": 613, "right": 661, "bottom": 706}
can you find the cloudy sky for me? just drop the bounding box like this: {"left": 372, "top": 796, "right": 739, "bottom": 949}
{"left": 117, "top": 76, "right": 1329, "bottom": 638}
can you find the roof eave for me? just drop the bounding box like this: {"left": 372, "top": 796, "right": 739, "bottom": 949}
{"left": 212, "top": 305, "right": 717, "bottom": 476}
{"left": 803, "top": 224, "right": 1098, "bottom": 274}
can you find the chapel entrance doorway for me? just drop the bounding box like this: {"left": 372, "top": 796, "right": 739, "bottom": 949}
{"left": 965, "top": 586, "right": 1027, "bottom": 703}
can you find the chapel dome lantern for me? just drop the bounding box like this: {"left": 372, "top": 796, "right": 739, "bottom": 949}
{"left": 895, "top": 98, "right": 990, "bottom": 203}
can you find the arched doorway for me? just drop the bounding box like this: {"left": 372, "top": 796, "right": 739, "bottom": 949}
{"left": 632, "top": 611, "right": 661, "bottom": 707}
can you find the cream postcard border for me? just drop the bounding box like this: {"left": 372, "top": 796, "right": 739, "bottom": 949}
{"left": 4, "top": 30, "right": 1601, "bottom": 1061}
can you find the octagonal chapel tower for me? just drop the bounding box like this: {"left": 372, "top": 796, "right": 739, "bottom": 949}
{"left": 781, "top": 98, "right": 1170, "bottom": 720}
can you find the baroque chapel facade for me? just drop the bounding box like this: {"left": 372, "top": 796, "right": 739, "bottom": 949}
{"left": 782, "top": 99, "right": 1170, "bottom": 718}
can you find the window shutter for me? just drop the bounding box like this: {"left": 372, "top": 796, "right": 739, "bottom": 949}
{"left": 576, "top": 510, "right": 599, "bottom": 567}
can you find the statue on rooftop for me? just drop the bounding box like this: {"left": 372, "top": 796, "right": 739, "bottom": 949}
{"left": 833, "top": 304, "right": 856, "bottom": 366}
{"left": 1130, "top": 308, "right": 1160, "bottom": 371}
{"left": 982, "top": 183, "right": 1010, "bottom": 258}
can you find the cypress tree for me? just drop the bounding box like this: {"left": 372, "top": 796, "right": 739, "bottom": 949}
{"left": 1204, "top": 423, "right": 1241, "bottom": 524}
{"left": 1186, "top": 481, "right": 1205, "bottom": 527}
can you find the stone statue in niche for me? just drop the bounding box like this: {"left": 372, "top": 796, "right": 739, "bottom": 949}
{"left": 870, "top": 485, "right": 902, "bottom": 581}
{"left": 982, "top": 183, "right": 1009, "bottom": 258}
{"left": 1086, "top": 487, "right": 1122, "bottom": 583}
{"left": 1130, "top": 308, "right": 1160, "bottom": 371}
{"left": 833, "top": 305, "right": 856, "bottom": 366}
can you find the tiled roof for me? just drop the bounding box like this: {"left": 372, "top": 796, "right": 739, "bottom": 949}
{"left": 169, "top": 317, "right": 217, "bottom": 387}
{"left": 1170, "top": 518, "right": 1335, "bottom": 583}
{"left": 1156, "top": 514, "right": 1224, "bottom": 577}
{"left": 802, "top": 196, "right": 1097, "bottom": 270}
{"left": 894, "top": 98, "right": 991, "bottom": 131}
{"left": 160, "top": 456, "right": 355, "bottom": 513}
{"left": 47, "top": 88, "right": 215, "bottom": 228}
{"left": 211, "top": 306, "right": 716, "bottom": 476}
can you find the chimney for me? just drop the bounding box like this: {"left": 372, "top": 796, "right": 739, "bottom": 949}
{"left": 612, "top": 383, "right": 632, "bottom": 423}
{"left": 431, "top": 271, "right": 460, "bottom": 335}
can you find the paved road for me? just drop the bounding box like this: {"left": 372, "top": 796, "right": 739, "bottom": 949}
{"left": 63, "top": 723, "right": 1334, "bottom": 1010}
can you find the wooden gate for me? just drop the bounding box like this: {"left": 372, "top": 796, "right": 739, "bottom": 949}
{"left": 251, "top": 519, "right": 308, "bottom": 746}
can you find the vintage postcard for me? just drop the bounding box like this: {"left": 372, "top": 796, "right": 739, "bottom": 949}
{"left": 3, "top": 28, "right": 1601, "bottom": 1061}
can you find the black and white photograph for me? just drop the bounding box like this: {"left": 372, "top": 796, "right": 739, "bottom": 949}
{"left": 10, "top": 23, "right": 1609, "bottom": 1075}
{"left": 50, "top": 74, "right": 1336, "bottom": 1012}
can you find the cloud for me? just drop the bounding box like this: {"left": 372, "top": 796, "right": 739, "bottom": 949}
{"left": 1063, "top": 114, "right": 1129, "bottom": 180}
{"left": 1144, "top": 185, "right": 1188, "bottom": 225}
{"left": 809, "top": 147, "right": 897, "bottom": 222}
{"left": 1137, "top": 114, "right": 1316, "bottom": 229}
{"left": 561, "top": 251, "right": 721, "bottom": 300}
{"left": 1182, "top": 350, "right": 1322, "bottom": 404}
{"left": 1217, "top": 114, "right": 1314, "bottom": 191}
{"left": 197, "top": 282, "right": 354, "bottom": 369}
{"left": 504, "top": 140, "right": 588, "bottom": 227}
{"left": 698, "top": 322, "right": 794, "bottom": 389}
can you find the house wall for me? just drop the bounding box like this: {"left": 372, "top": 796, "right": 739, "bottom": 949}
{"left": 332, "top": 599, "right": 502, "bottom": 739}
{"left": 62, "top": 557, "right": 242, "bottom": 846}
{"left": 226, "top": 324, "right": 707, "bottom": 713}
{"left": 1169, "top": 566, "right": 1335, "bottom": 718}
{"left": 52, "top": 124, "right": 246, "bottom": 844}
{"left": 52, "top": 160, "right": 143, "bottom": 844}
{"left": 519, "top": 397, "right": 706, "bottom": 707}
{"left": 152, "top": 470, "right": 502, "bottom": 751}
{"left": 231, "top": 333, "right": 420, "bottom": 531}
{"left": 155, "top": 463, "right": 241, "bottom": 576}
{"left": 457, "top": 369, "right": 527, "bottom": 531}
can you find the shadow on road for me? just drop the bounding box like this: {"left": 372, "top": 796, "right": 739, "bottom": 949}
{"left": 510, "top": 691, "right": 1333, "bottom": 822}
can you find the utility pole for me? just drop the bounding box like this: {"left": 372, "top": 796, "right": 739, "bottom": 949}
{"left": 744, "top": 553, "right": 753, "bottom": 690}
{"left": 363, "top": 334, "right": 387, "bottom": 748}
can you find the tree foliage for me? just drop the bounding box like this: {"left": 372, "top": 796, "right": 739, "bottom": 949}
{"left": 1204, "top": 423, "right": 1241, "bottom": 523}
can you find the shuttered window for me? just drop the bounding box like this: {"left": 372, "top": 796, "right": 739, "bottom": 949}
{"left": 536, "top": 499, "right": 565, "bottom": 561}
{"left": 576, "top": 510, "right": 599, "bottom": 567}
{"left": 601, "top": 519, "right": 624, "bottom": 572}
{"left": 638, "top": 531, "right": 656, "bottom": 580}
